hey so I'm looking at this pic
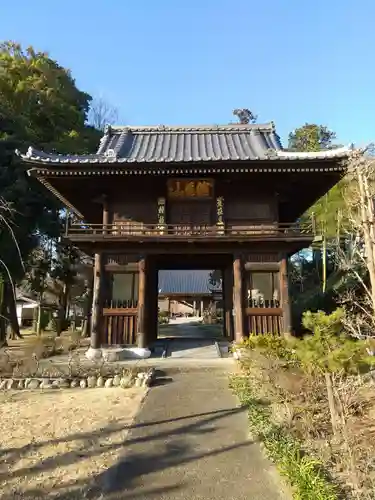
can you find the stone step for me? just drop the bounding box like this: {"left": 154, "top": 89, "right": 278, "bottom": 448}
{"left": 168, "top": 341, "right": 220, "bottom": 359}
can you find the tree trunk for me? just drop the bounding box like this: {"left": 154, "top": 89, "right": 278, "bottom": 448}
{"left": 4, "top": 281, "right": 22, "bottom": 340}
{"left": 36, "top": 306, "right": 43, "bottom": 336}
{"left": 32, "top": 306, "right": 38, "bottom": 332}
{"left": 0, "top": 275, "right": 7, "bottom": 346}
{"left": 0, "top": 291, "right": 7, "bottom": 347}
{"left": 36, "top": 291, "right": 43, "bottom": 336}
{"left": 357, "top": 168, "right": 375, "bottom": 313}
{"left": 82, "top": 278, "right": 93, "bottom": 338}
{"left": 61, "top": 283, "right": 70, "bottom": 320}
{"left": 325, "top": 371, "right": 340, "bottom": 435}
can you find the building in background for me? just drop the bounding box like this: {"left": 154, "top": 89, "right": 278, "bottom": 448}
{"left": 158, "top": 270, "right": 221, "bottom": 317}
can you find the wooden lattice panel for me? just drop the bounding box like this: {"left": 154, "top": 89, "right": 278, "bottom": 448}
{"left": 245, "top": 307, "right": 282, "bottom": 335}
{"left": 102, "top": 307, "right": 138, "bottom": 345}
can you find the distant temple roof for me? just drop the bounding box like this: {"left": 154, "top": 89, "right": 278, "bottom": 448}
{"left": 18, "top": 123, "right": 353, "bottom": 166}
{"left": 158, "top": 270, "right": 221, "bottom": 295}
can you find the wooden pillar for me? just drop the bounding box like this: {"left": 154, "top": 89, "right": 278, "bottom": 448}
{"left": 233, "top": 254, "right": 245, "bottom": 343}
{"left": 200, "top": 300, "right": 204, "bottom": 317}
{"left": 223, "top": 266, "right": 234, "bottom": 340}
{"left": 91, "top": 251, "right": 103, "bottom": 349}
{"left": 102, "top": 196, "right": 109, "bottom": 234}
{"left": 280, "top": 255, "right": 292, "bottom": 336}
{"left": 146, "top": 259, "right": 158, "bottom": 344}
{"left": 137, "top": 256, "right": 147, "bottom": 348}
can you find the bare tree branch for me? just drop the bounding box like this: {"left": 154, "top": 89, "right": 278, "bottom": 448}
{"left": 335, "top": 148, "right": 375, "bottom": 337}
{"left": 87, "top": 97, "right": 118, "bottom": 131}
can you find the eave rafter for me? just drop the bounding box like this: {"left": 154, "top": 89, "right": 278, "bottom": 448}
{"left": 36, "top": 176, "right": 84, "bottom": 219}
{"left": 27, "top": 162, "right": 347, "bottom": 178}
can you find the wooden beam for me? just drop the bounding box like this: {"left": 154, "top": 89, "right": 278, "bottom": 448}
{"left": 244, "top": 262, "right": 280, "bottom": 272}
{"left": 279, "top": 255, "right": 292, "bottom": 336}
{"left": 233, "top": 254, "right": 245, "bottom": 342}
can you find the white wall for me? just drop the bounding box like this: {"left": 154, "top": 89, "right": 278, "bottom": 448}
{"left": 112, "top": 274, "right": 139, "bottom": 302}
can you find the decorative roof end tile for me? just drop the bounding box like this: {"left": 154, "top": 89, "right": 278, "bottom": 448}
{"left": 104, "top": 149, "right": 117, "bottom": 158}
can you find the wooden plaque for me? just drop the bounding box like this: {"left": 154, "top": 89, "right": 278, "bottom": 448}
{"left": 167, "top": 179, "right": 213, "bottom": 198}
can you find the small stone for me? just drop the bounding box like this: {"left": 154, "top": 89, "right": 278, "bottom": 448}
{"left": 0, "top": 380, "right": 7, "bottom": 390}
{"left": 57, "top": 378, "right": 70, "bottom": 389}
{"left": 27, "top": 379, "right": 40, "bottom": 389}
{"left": 120, "top": 375, "right": 133, "bottom": 389}
{"left": 142, "top": 375, "right": 153, "bottom": 387}
{"left": 87, "top": 376, "right": 97, "bottom": 388}
{"left": 97, "top": 376, "right": 105, "bottom": 388}
{"left": 113, "top": 374, "right": 121, "bottom": 387}
{"left": 80, "top": 379, "right": 87, "bottom": 388}
{"left": 17, "top": 379, "right": 25, "bottom": 390}
{"left": 85, "top": 347, "right": 103, "bottom": 360}
{"left": 7, "top": 379, "right": 16, "bottom": 390}
{"left": 40, "top": 379, "right": 53, "bottom": 389}
{"left": 70, "top": 379, "right": 80, "bottom": 388}
{"left": 104, "top": 378, "right": 113, "bottom": 388}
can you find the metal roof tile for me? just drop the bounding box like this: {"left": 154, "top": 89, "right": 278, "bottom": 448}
{"left": 17, "top": 124, "right": 354, "bottom": 165}
{"left": 158, "top": 270, "right": 221, "bottom": 295}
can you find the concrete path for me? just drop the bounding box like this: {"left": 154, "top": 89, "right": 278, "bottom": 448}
{"left": 158, "top": 320, "right": 223, "bottom": 339}
{"left": 169, "top": 340, "right": 219, "bottom": 358}
{"left": 96, "top": 362, "right": 288, "bottom": 500}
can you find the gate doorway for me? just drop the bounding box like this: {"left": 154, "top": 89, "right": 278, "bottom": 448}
{"left": 157, "top": 269, "right": 224, "bottom": 340}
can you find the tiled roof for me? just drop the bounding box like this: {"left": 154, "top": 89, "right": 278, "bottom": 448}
{"left": 18, "top": 123, "right": 353, "bottom": 165}
{"left": 158, "top": 270, "right": 221, "bottom": 295}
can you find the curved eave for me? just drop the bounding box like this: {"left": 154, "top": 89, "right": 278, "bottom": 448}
{"left": 16, "top": 144, "right": 354, "bottom": 166}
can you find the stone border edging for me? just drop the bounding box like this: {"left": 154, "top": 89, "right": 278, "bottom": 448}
{"left": 0, "top": 368, "right": 156, "bottom": 391}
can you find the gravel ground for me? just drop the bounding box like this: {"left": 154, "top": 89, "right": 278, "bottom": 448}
{"left": 0, "top": 387, "right": 146, "bottom": 499}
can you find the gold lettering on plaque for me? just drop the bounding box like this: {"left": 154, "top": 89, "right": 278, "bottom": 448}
{"left": 167, "top": 179, "right": 213, "bottom": 198}
{"left": 157, "top": 197, "right": 166, "bottom": 234}
{"left": 185, "top": 181, "right": 196, "bottom": 197}
{"left": 196, "top": 180, "right": 211, "bottom": 197}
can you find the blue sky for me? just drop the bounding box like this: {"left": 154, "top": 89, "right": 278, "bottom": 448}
{"left": 1, "top": 0, "right": 374, "bottom": 146}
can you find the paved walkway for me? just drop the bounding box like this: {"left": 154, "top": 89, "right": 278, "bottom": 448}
{"left": 96, "top": 362, "right": 288, "bottom": 500}
{"left": 158, "top": 319, "right": 223, "bottom": 339}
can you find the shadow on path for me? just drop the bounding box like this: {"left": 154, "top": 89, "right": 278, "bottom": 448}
{"left": 1, "top": 368, "right": 285, "bottom": 499}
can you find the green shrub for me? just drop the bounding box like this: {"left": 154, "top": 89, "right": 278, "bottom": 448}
{"left": 302, "top": 308, "right": 344, "bottom": 337}
{"left": 236, "top": 310, "right": 375, "bottom": 376}
{"left": 235, "top": 334, "right": 297, "bottom": 361}
{"left": 297, "top": 309, "right": 375, "bottom": 375}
